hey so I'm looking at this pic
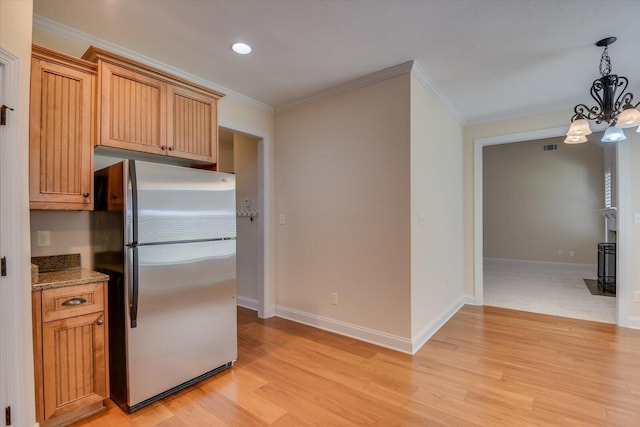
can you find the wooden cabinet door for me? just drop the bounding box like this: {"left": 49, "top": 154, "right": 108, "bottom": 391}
{"left": 29, "top": 57, "right": 94, "bottom": 210}
{"left": 167, "top": 85, "right": 218, "bottom": 163}
{"left": 42, "top": 311, "right": 107, "bottom": 421}
{"left": 99, "top": 61, "right": 167, "bottom": 155}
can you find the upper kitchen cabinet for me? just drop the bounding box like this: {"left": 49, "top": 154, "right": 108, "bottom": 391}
{"left": 83, "top": 46, "right": 223, "bottom": 164}
{"left": 29, "top": 45, "right": 96, "bottom": 210}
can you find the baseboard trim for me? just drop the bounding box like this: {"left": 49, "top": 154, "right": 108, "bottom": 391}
{"left": 274, "top": 305, "right": 414, "bottom": 354}
{"left": 236, "top": 296, "right": 258, "bottom": 311}
{"left": 411, "top": 296, "right": 466, "bottom": 354}
{"left": 462, "top": 295, "right": 479, "bottom": 306}
{"left": 274, "top": 300, "right": 468, "bottom": 355}
{"left": 484, "top": 257, "right": 597, "bottom": 269}
{"left": 627, "top": 316, "right": 640, "bottom": 329}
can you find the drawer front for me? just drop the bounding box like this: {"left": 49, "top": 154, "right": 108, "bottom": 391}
{"left": 42, "top": 282, "right": 104, "bottom": 322}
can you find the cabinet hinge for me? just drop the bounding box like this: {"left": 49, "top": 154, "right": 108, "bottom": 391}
{"left": 1, "top": 257, "right": 6, "bottom": 277}
{"left": 0, "top": 105, "right": 14, "bottom": 126}
{"left": 5, "top": 406, "right": 10, "bottom": 426}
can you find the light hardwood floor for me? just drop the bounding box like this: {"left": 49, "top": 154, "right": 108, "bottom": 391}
{"left": 72, "top": 306, "right": 640, "bottom": 426}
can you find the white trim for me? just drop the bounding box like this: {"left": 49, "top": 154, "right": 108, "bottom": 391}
{"left": 484, "top": 257, "right": 597, "bottom": 270}
{"left": 411, "top": 296, "right": 467, "bottom": 353}
{"left": 615, "top": 139, "right": 630, "bottom": 327}
{"left": 32, "top": 15, "right": 274, "bottom": 114}
{"left": 274, "top": 305, "right": 414, "bottom": 354}
{"left": 410, "top": 61, "right": 463, "bottom": 123}
{"left": 473, "top": 126, "right": 629, "bottom": 328}
{"left": 219, "top": 118, "right": 274, "bottom": 319}
{"left": 275, "top": 61, "right": 414, "bottom": 113}
{"left": 0, "top": 47, "right": 36, "bottom": 427}
{"left": 627, "top": 316, "right": 640, "bottom": 329}
{"left": 236, "top": 296, "right": 258, "bottom": 311}
{"left": 275, "top": 298, "right": 469, "bottom": 355}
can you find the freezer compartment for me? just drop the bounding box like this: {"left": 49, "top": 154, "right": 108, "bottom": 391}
{"left": 124, "top": 239, "right": 237, "bottom": 409}
{"left": 129, "top": 161, "right": 236, "bottom": 244}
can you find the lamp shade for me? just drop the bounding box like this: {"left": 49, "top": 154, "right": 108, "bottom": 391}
{"left": 601, "top": 126, "right": 626, "bottom": 142}
{"left": 564, "top": 135, "right": 588, "bottom": 144}
{"left": 615, "top": 105, "right": 640, "bottom": 128}
{"left": 567, "top": 118, "right": 592, "bottom": 136}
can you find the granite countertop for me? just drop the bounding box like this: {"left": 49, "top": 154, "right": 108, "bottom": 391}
{"left": 31, "top": 254, "right": 109, "bottom": 291}
{"left": 32, "top": 268, "right": 109, "bottom": 291}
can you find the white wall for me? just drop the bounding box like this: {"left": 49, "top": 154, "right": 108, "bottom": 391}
{"left": 409, "top": 75, "right": 464, "bottom": 339}
{"left": 234, "top": 133, "right": 260, "bottom": 303}
{"left": 274, "top": 74, "right": 412, "bottom": 338}
{"left": 483, "top": 136, "right": 604, "bottom": 264}
{"left": 0, "top": 0, "right": 36, "bottom": 425}
{"left": 626, "top": 131, "right": 640, "bottom": 323}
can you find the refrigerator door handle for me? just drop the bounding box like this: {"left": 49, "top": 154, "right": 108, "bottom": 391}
{"left": 129, "top": 160, "right": 139, "bottom": 245}
{"left": 128, "top": 246, "right": 139, "bottom": 328}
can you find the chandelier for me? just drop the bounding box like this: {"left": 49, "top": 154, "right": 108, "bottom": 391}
{"left": 565, "top": 37, "right": 640, "bottom": 144}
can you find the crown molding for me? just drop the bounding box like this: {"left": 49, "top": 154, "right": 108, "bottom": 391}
{"left": 33, "top": 15, "right": 274, "bottom": 114}
{"left": 410, "top": 60, "right": 463, "bottom": 124}
{"left": 275, "top": 61, "right": 415, "bottom": 114}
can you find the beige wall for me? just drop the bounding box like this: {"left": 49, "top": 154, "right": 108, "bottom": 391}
{"left": 627, "top": 132, "right": 640, "bottom": 320}
{"left": 1, "top": 0, "right": 36, "bottom": 425}
{"left": 30, "top": 211, "right": 92, "bottom": 267}
{"left": 409, "top": 75, "right": 464, "bottom": 336}
{"left": 483, "top": 136, "right": 604, "bottom": 264}
{"left": 234, "top": 133, "right": 260, "bottom": 301}
{"left": 274, "top": 74, "right": 412, "bottom": 337}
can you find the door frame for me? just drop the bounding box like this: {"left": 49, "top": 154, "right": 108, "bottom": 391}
{"left": 473, "top": 125, "right": 630, "bottom": 326}
{"left": 0, "top": 47, "right": 36, "bottom": 427}
{"left": 219, "top": 119, "right": 274, "bottom": 319}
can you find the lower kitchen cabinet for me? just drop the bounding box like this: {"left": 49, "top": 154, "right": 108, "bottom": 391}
{"left": 32, "top": 281, "right": 109, "bottom": 426}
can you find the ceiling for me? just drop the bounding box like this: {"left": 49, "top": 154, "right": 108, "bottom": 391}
{"left": 33, "top": 0, "right": 640, "bottom": 125}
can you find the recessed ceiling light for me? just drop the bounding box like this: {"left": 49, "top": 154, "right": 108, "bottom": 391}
{"left": 231, "top": 42, "right": 252, "bottom": 55}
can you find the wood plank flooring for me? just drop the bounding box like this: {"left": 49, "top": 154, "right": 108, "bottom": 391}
{"left": 71, "top": 306, "right": 640, "bottom": 426}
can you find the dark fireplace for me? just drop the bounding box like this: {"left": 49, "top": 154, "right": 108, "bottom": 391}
{"left": 597, "top": 242, "right": 616, "bottom": 294}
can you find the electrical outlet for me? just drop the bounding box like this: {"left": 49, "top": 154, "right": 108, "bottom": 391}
{"left": 279, "top": 214, "right": 285, "bottom": 225}
{"left": 36, "top": 230, "right": 51, "bottom": 247}
{"left": 331, "top": 293, "right": 338, "bottom": 305}
{"left": 569, "top": 251, "right": 575, "bottom": 257}
{"left": 558, "top": 250, "right": 563, "bottom": 256}
{"left": 634, "top": 291, "right": 640, "bottom": 302}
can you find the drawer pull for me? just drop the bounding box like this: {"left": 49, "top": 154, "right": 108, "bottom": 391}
{"left": 61, "top": 297, "right": 87, "bottom": 307}
{"left": 96, "top": 319, "right": 104, "bottom": 326}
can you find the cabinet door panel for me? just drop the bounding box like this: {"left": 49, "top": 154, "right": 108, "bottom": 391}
{"left": 167, "top": 85, "right": 217, "bottom": 163}
{"left": 29, "top": 58, "right": 94, "bottom": 210}
{"left": 99, "top": 61, "right": 166, "bottom": 154}
{"left": 42, "top": 312, "right": 107, "bottom": 420}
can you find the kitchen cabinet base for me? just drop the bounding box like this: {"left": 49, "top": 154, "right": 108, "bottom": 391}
{"left": 40, "top": 401, "right": 106, "bottom": 427}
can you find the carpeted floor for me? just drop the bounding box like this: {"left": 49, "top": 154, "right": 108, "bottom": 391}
{"left": 484, "top": 259, "right": 616, "bottom": 324}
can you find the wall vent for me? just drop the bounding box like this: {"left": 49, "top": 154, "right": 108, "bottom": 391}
{"left": 543, "top": 144, "right": 558, "bottom": 151}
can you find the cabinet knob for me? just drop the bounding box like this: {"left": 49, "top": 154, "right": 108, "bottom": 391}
{"left": 168, "top": 146, "right": 175, "bottom": 151}
{"left": 161, "top": 145, "right": 167, "bottom": 150}
{"left": 82, "top": 192, "right": 90, "bottom": 198}
{"left": 97, "top": 319, "right": 104, "bottom": 326}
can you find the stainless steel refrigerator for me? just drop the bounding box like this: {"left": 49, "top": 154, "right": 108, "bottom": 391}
{"left": 92, "top": 159, "right": 237, "bottom": 413}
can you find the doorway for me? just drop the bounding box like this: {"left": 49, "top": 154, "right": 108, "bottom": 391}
{"left": 219, "top": 129, "right": 261, "bottom": 312}
{"left": 218, "top": 122, "right": 272, "bottom": 319}
{"left": 474, "top": 126, "right": 630, "bottom": 326}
